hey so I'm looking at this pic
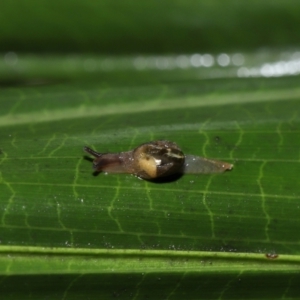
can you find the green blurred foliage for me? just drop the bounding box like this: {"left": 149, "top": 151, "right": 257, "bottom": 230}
{"left": 1, "top": 0, "right": 300, "bottom": 54}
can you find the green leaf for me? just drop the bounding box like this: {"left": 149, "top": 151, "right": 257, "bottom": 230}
{"left": 1, "top": 1, "right": 300, "bottom": 299}
{"left": 1, "top": 64, "right": 300, "bottom": 298}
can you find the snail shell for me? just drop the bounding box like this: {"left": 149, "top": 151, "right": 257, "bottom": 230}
{"left": 132, "top": 140, "right": 185, "bottom": 179}
{"left": 84, "top": 140, "right": 233, "bottom": 180}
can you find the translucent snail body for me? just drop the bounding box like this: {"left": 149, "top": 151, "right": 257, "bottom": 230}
{"left": 84, "top": 140, "right": 233, "bottom": 180}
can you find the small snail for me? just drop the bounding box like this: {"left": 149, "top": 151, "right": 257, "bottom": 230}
{"left": 84, "top": 140, "right": 233, "bottom": 180}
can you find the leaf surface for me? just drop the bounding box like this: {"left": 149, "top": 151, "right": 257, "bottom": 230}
{"left": 1, "top": 1, "right": 300, "bottom": 299}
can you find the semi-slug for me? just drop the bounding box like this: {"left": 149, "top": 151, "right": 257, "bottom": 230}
{"left": 84, "top": 140, "right": 233, "bottom": 180}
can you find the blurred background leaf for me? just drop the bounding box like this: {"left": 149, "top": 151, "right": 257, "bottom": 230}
{"left": 1, "top": 0, "right": 300, "bottom": 53}
{"left": 1, "top": 0, "right": 300, "bottom": 299}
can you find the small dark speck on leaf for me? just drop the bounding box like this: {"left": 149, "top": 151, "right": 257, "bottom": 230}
{"left": 214, "top": 136, "right": 221, "bottom": 143}
{"left": 266, "top": 253, "right": 278, "bottom": 259}
{"left": 0, "top": 149, "right": 3, "bottom": 155}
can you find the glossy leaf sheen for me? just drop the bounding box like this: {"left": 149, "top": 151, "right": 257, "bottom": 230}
{"left": 1, "top": 1, "right": 300, "bottom": 299}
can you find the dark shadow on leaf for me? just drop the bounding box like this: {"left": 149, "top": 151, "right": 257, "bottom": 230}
{"left": 147, "top": 173, "right": 183, "bottom": 184}
{"left": 83, "top": 155, "right": 98, "bottom": 176}
{"left": 83, "top": 155, "right": 93, "bottom": 163}
{"left": 92, "top": 170, "right": 100, "bottom": 177}
{"left": 0, "top": 79, "right": 65, "bottom": 87}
